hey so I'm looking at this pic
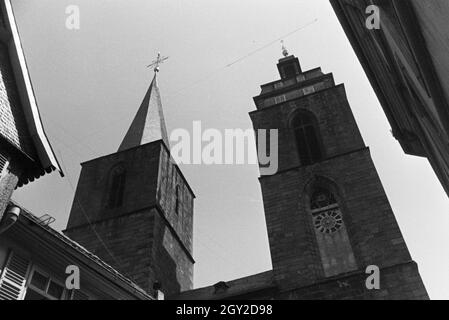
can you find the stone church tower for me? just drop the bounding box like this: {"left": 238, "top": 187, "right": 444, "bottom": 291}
{"left": 250, "top": 53, "right": 429, "bottom": 299}
{"left": 64, "top": 72, "right": 195, "bottom": 297}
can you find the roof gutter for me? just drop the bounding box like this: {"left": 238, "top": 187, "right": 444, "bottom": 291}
{"left": 0, "top": 205, "right": 20, "bottom": 235}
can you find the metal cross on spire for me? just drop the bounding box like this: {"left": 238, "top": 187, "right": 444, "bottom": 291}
{"left": 147, "top": 52, "right": 169, "bottom": 72}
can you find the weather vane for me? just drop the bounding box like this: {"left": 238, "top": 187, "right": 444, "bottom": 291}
{"left": 281, "top": 40, "right": 289, "bottom": 57}
{"left": 147, "top": 52, "right": 169, "bottom": 72}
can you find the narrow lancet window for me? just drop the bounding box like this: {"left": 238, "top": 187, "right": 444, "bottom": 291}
{"left": 291, "top": 112, "right": 323, "bottom": 166}
{"left": 106, "top": 165, "right": 126, "bottom": 209}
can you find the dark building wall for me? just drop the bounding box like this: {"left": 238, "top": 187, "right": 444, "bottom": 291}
{"left": 279, "top": 262, "right": 428, "bottom": 300}
{"left": 66, "top": 142, "right": 161, "bottom": 228}
{"left": 66, "top": 210, "right": 156, "bottom": 292}
{"left": 251, "top": 85, "right": 365, "bottom": 173}
{"left": 257, "top": 148, "right": 413, "bottom": 290}
{"left": 66, "top": 205, "right": 194, "bottom": 298}
{"left": 172, "top": 261, "right": 428, "bottom": 300}
{"left": 157, "top": 145, "right": 194, "bottom": 253}
{"left": 152, "top": 211, "right": 194, "bottom": 295}
{"left": 66, "top": 207, "right": 193, "bottom": 296}
{"left": 66, "top": 141, "right": 194, "bottom": 296}
{"left": 250, "top": 59, "right": 427, "bottom": 299}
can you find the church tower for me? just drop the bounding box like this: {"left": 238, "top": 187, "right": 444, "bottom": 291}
{"left": 64, "top": 66, "right": 194, "bottom": 297}
{"left": 250, "top": 51, "right": 428, "bottom": 299}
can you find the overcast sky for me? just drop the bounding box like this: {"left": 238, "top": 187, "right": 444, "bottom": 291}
{"left": 11, "top": 0, "right": 449, "bottom": 299}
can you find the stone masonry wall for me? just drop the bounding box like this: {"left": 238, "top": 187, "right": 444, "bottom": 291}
{"left": 250, "top": 75, "right": 427, "bottom": 299}
{"left": 66, "top": 141, "right": 194, "bottom": 297}
{"left": 279, "top": 262, "right": 428, "bottom": 300}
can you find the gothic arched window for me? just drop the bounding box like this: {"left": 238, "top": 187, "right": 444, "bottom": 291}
{"left": 291, "top": 112, "right": 323, "bottom": 166}
{"left": 106, "top": 164, "right": 126, "bottom": 209}
{"left": 308, "top": 185, "right": 357, "bottom": 277}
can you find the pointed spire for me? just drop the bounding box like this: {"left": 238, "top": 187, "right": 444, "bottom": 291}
{"left": 118, "top": 72, "right": 170, "bottom": 151}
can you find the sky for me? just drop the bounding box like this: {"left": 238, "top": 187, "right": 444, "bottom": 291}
{"left": 10, "top": 0, "right": 449, "bottom": 299}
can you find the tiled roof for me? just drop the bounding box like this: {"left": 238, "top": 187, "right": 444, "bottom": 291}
{"left": 13, "top": 202, "right": 152, "bottom": 300}
{"left": 172, "top": 270, "right": 275, "bottom": 300}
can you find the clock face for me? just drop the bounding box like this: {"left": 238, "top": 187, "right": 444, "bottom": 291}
{"left": 314, "top": 209, "right": 343, "bottom": 234}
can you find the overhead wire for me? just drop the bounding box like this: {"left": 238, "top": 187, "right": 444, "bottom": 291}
{"left": 71, "top": 18, "right": 319, "bottom": 144}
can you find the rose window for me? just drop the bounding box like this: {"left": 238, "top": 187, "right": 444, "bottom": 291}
{"left": 314, "top": 209, "right": 343, "bottom": 234}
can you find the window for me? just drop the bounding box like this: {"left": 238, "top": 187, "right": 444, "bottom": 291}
{"left": 310, "top": 188, "right": 343, "bottom": 234}
{"left": 274, "top": 82, "right": 284, "bottom": 90}
{"left": 175, "top": 185, "right": 181, "bottom": 215}
{"left": 308, "top": 185, "right": 357, "bottom": 277}
{"left": 291, "top": 112, "right": 323, "bottom": 166}
{"left": 106, "top": 164, "right": 126, "bottom": 209}
{"left": 296, "top": 74, "right": 306, "bottom": 82}
{"left": 302, "top": 86, "right": 315, "bottom": 95}
{"left": 274, "top": 95, "right": 286, "bottom": 104}
{"left": 24, "top": 269, "right": 66, "bottom": 300}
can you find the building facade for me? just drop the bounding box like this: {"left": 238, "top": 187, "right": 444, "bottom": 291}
{"left": 174, "top": 53, "right": 428, "bottom": 300}
{"left": 0, "top": 0, "right": 62, "bottom": 221}
{"left": 0, "top": 202, "right": 152, "bottom": 300}
{"left": 331, "top": 0, "right": 449, "bottom": 197}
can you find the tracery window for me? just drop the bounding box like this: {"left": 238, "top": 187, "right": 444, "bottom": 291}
{"left": 310, "top": 188, "right": 343, "bottom": 234}
{"left": 308, "top": 185, "right": 357, "bottom": 277}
